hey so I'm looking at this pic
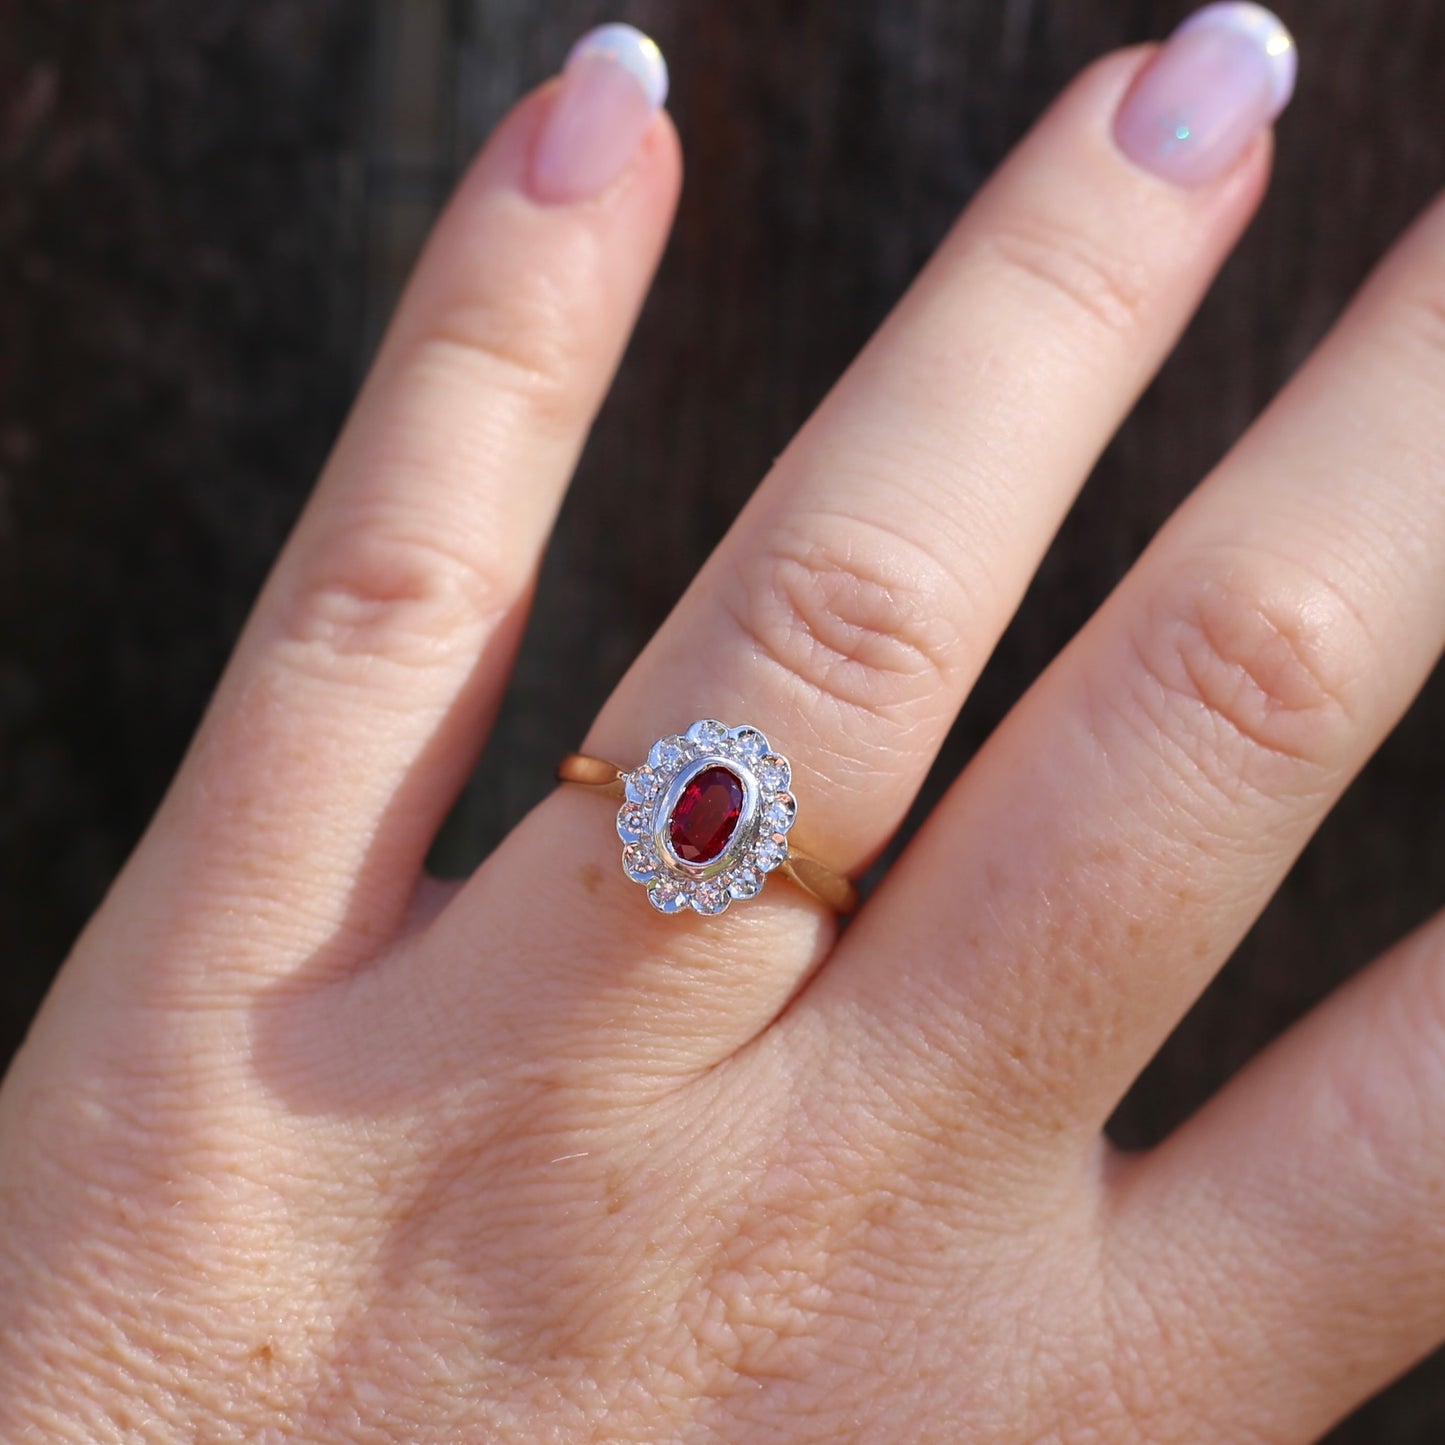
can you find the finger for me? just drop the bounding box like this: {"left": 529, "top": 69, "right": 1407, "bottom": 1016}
{"left": 824, "top": 181, "right": 1445, "bottom": 1160}
{"left": 435, "top": 16, "right": 1290, "bottom": 1073}
{"left": 1109, "top": 911, "right": 1445, "bottom": 1441}
{"left": 103, "top": 28, "right": 681, "bottom": 984}
{"left": 586, "top": 31, "right": 1282, "bottom": 879}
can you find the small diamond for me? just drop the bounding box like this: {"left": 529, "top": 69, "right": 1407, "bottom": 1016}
{"left": 648, "top": 735, "right": 688, "bottom": 773}
{"left": 757, "top": 754, "right": 791, "bottom": 793}
{"left": 616, "top": 803, "right": 649, "bottom": 844}
{"left": 616, "top": 723, "right": 802, "bottom": 916}
{"left": 687, "top": 718, "right": 728, "bottom": 749}
{"left": 729, "top": 726, "right": 768, "bottom": 762}
{"left": 626, "top": 766, "right": 660, "bottom": 804}
{"left": 648, "top": 879, "right": 689, "bottom": 914}
{"left": 764, "top": 793, "right": 797, "bottom": 834}
{"left": 728, "top": 867, "right": 763, "bottom": 900}
{"left": 689, "top": 882, "right": 729, "bottom": 916}
{"left": 623, "top": 844, "right": 660, "bottom": 882}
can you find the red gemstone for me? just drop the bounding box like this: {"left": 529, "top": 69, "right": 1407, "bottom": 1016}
{"left": 668, "top": 766, "right": 744, "bottom": 865}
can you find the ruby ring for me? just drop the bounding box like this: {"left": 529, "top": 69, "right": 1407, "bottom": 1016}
{"left": 556, "top": 719, "right": 859, "bottom": 917}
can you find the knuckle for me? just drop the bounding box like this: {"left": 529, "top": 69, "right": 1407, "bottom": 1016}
{"left": 978, "top": 212, "right": 1150, "bottom": 338}
{"left": 1121, "top": 552, "right": 1367, "bottom": 793}
{"left": 403, "top": 260, "right": 586, "bottom": 436}
{"left": 279, "top": 517, "right": 506, "bottom": 676}
{"left": 719, "top": 512, "right": 964, "bottom": 721}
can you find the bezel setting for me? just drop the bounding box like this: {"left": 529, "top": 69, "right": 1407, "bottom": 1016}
{"left": 616, "top": 719, "right": 797, "bottom": 915}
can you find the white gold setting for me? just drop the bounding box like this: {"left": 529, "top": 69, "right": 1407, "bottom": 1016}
{"left": 616, "top": 719, "right": 797, "bottom": 915}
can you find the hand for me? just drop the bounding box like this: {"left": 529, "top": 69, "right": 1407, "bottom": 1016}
{"left": 4, "top": 10, "right": 1443, "bottom": 1440}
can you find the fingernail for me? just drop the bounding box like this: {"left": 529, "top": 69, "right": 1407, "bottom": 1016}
{"left": 530, "top": 23, "right": 669, "bottom": 204}
{"left": 1114, "top": 3, "right": 1297, "bottom": 187}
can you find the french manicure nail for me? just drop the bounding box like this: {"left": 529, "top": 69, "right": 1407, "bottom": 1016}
{"left": 1114, "top": 3, "right": 1297, "bottom": 187}
{"left": 530, "top": 23, "right": 669, "bottom": 204}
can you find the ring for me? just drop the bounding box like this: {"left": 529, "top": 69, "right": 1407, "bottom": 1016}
{"left": 557, "top": 718, "right": 859, "bottom": 917}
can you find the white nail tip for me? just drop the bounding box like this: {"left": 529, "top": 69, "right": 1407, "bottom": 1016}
{"left": 566, "top": 23, "right": 670, "bottom": 112}
{"left": 1176, "top": 3, "right": 1298, "bottom": 116}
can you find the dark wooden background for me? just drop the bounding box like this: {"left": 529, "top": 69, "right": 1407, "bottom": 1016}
{"left": 2, "top": 0, "right": 1442, "bottom": 1435}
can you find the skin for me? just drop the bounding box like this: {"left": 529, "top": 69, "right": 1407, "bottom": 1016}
{"left": 3, "top": 41, "right": 1445, "bottom": 1445}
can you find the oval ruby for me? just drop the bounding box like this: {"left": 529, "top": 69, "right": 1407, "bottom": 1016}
{"left": 668, "top": 766, "right": 744, "bottom": 865}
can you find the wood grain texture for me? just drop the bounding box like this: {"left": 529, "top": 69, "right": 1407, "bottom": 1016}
{"left": 1, "top": 0, "right": 1442, "bottom": 1434}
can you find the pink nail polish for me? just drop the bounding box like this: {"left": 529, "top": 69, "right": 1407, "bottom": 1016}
{"left": 530, "top": 23, "right": 669, "bottom": 204}
{"left": 1114, "top": 3, "right": 1297, "bottom": 188}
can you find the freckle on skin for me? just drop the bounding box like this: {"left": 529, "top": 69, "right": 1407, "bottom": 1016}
{"left": 606, "top": 1167, "right": 628, "bottom": 1215}
{"left": 580, "top": 862, "right": 604, "bottom": 894}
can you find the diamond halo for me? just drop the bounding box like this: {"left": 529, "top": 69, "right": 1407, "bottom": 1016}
{"left": 615, "top": 719, "right": 797, "bottom": 915}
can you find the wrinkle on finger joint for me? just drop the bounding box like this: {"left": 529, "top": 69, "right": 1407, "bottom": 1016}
{"left": 717, "top": 513, "right": 968, "bottom": 724}
{"left": 1116, "top": 553, "right": 1371, "bottom": 805}
{"left": 972, "top": 211, "right": 1153, "bottom": 342}
{"left": 276, "top": 518, "right": 519, "bottom": 679}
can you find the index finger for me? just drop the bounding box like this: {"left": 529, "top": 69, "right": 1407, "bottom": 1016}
{"left": 104, "top": 27, "right": 682, "bottom": 990}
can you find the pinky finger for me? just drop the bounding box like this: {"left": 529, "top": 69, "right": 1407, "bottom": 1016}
{"left": 1112, "top": 913, "right": 1445, "bottom": 1440}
